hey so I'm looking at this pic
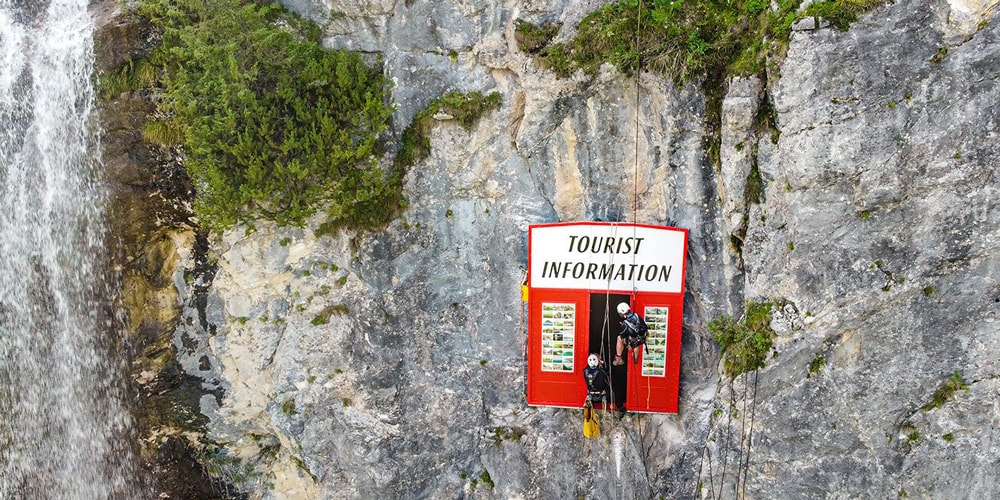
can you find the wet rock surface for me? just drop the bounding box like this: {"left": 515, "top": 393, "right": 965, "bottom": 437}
{"left": 93, "top": 1, "right": 220, "bottom": 497}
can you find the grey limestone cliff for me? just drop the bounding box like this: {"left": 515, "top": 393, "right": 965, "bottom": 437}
{"left": 100, "top": 0, "right": 1000, "bottom": 497}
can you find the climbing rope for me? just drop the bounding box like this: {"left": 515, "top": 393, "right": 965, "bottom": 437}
{"left": 632, "top": 0, "right": 642, "bottom": 227}
{"left": 693, "top": 367, "right": 763, "bottom": 499}
{"left": 701, "top": 443, "right": 716, "bottom": 499}
{"left": 734, "top": 374, "right": 750, "bottom": 497}
{"left": 739, "top": 368, "right": 761, "bottom": 498}
{"left": 601, "top": 286, "right": 614, "bottom": 410}
{"left": 603, "top": 223, "right": 620, "bottom": 414}
{"left": 629, "top": 0, "right": 645, "bottom": 416}
{"left": 716, "top": 380, "right": 737, "bottom": 500}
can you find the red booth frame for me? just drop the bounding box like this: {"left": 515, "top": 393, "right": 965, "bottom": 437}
{"left": 524, "top": 222, "right": 688, "bottom": 414}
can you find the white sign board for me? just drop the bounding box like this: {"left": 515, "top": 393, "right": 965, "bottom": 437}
{"left": 529, "top": 223, "right": 686, "bottom": 293}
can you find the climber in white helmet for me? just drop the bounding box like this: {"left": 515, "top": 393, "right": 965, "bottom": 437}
{"left": 613, "top": 302, "right": 648, "bottom": 366}
{"left": 582, "top": 353, "right": 609, "bottom": 405}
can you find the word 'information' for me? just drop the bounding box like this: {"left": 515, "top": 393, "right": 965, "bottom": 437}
{"left": 530, "top": 223, "right": 686, "bottom": 293}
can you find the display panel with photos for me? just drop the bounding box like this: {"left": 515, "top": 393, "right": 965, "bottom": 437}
{"left": 642, "top": 306, "right": 669, "bottom": 377}
{"left": 541, "top": 303, "right": 576, "bottom": 372}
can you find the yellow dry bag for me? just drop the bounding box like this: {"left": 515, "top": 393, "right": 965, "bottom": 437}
{"left": 583, "top": 404, "right": 601, "bottom": 439}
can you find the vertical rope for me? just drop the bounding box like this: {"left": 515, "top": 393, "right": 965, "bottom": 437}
{"left": 632, "top": 0, "right": 642, "bottom": 226}
{"left": 740, "top": 369, "right": 761, "bottom": 498}
{"left": 632, "top": 0, "right": 655, "bottom": 415}
{"left": 603, "top": 287, "right": 615, "bottom": 410}
{"left": 697, "top": 414, "right": 718, "bottom": 499}
{"left": 604, "top": 224, "right": 619, "bottom": 412}
{"left": 735, "top": 375, "right": 749, "bottom": 497}
{"left": 717, "top": 383, "right": 736, "bottom": 500}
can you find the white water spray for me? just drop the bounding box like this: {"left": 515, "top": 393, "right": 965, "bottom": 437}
{"left": 0, "top": 0, "right": 142, "bottom": 497}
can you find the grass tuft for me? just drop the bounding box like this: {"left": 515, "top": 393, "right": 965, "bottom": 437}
{"left": 921, "top": 370, "right": 969, "bottom": 411}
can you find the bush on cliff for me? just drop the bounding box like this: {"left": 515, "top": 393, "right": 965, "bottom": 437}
{"left": 138, "top": 0, "right": 398, "bottom": 231}
{"left": 708, "top": 301, "right": 774, "bottom": 379}
{"left": 519, "top": 0, "right": 884, "bottom": 81}
{"left": 394, "top": 91, "right": 502, "bottom": 170}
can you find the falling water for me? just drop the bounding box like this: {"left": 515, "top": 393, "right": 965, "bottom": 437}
{"left": 0, "top": 0, "right": 141, "bottom": 497}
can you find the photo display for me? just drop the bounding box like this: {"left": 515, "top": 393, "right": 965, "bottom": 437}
{"left": 642, "top": 306, "right": 669, "bottom": 377}
{"left": 541, "top": 302, "right": 575, "bottom": 372}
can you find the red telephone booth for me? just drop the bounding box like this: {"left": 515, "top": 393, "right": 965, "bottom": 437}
{"left": 525, "top": 222, "right": 688, "bottom": 413}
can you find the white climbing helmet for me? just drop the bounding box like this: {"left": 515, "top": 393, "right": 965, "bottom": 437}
{"left": 588, "top": 354, "right": 600, "bottom": 368}
{"left": 617, "top": 302, "right": 630, "bottom": 316}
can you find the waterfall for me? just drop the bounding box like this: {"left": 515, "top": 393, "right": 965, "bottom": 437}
{"left": 0, "top": 0, "right": 142, "bottom": 497}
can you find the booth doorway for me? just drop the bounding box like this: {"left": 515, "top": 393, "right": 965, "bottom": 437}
{"left": 588, "top": 293, "right": 629, "bottom": 409}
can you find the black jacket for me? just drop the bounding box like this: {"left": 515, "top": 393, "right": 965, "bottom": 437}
{"left": 583, "top": 366, "right": 609, "bottom": 394}
{"left": 619, "top": 311, "right": 648, "bottom": 346}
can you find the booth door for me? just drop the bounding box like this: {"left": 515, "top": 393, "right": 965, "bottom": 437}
{"left": 526, "top": 290, "right": 587, "bottom": 408}
{"left": 588, "top": 293, "right": 629, "bottom": 410}
{"left": 628, "top": 300, "right": 683, "bottom": 413}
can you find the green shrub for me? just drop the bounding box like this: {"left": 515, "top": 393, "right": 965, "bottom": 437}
{"left": 311, "top": 304, "right": 349, "bottom": 326}
{"left": 931, "top": 47, "right": 948, "bottom": 64}
{"left": 808, "top": 353, "right": 826, "bottom": 377}
{"left": 490, "top": 426, "right": 526, "bottom": 445}
{"left": 521, "top": 0, "right": 888, "bottom": 150}
{"left": 139, "top": 0, "right": 396, "bottom": 231}
{"left": 141, "top": 119, "right": 185, "bottom": 146}
{"left": 708, "top": 302, "right": 774, "bottom": 378}
{"left": 801, "top": 0, "right": 885, "bottom": 31}
{"left": 394, "top": 91, "right": 502, "bottom": 170}
{"left": 479, "top": 470, "right": 494, "bottom": 488}
{"left": 922, "top": 370, "right": 969, "bottom": 411}
{"left": 746, "top": 164, "right": 764, "bottom": 204}
{"left": 530, "top": 0, "right": 821, "bottom": 80}
{"left": 514, "top": 19, "right": 562, "bottom": 54}
{"left": 99, "top": 58, "right": 159, "bottom": 100}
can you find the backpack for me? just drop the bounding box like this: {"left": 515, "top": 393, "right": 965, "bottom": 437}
{"left": 636, "top": 316, "right": 648, "bottom": 342}
{"left": 626, "top": 312, "right": 648, "bottom": 344}
{"left": 636, "top": 314, "right": 649, "bottom": 344}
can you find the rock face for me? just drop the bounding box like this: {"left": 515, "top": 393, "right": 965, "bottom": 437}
{"left": 93, "top": 2, "right": 220, "bottom": 497}
{"left": 95, "top": 0, "right": 1000, "bottom": 498}
{"left": 726, "top": 2, "right": 1000, "bottom": 497}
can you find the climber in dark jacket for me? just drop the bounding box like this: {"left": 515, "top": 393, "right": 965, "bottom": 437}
{"left": 582, "top": 353, "right": 609, "bottom": 404}
{"left": 613, "top": 302, "right": 648, "bottom": 366}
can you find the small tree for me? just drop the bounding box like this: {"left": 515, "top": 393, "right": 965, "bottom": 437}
{"left": 141, "top": 0, "right": 396, "bottom": 230}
